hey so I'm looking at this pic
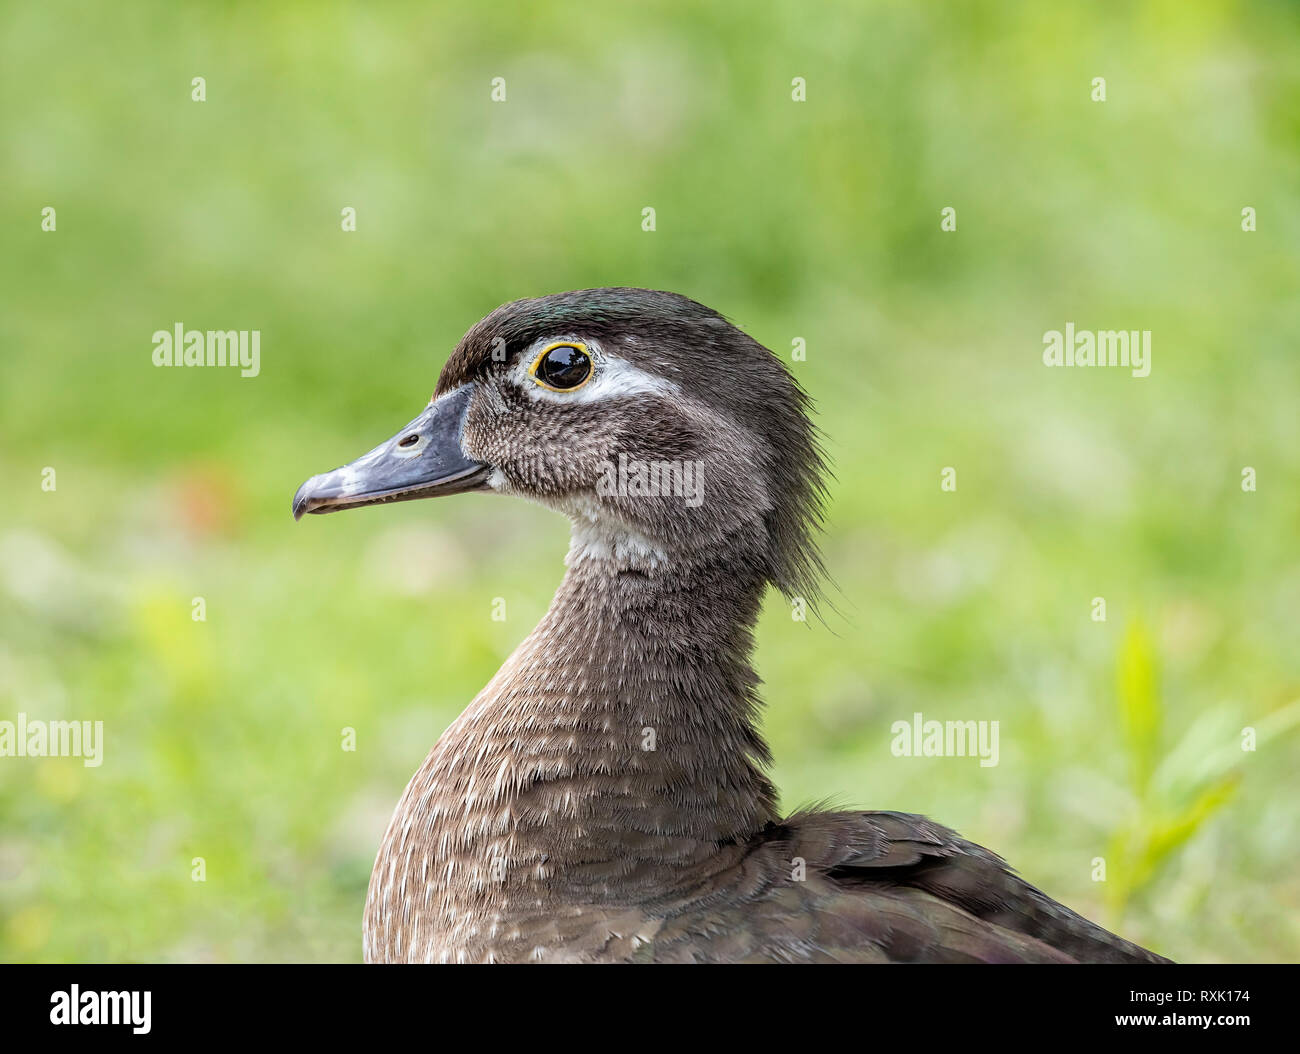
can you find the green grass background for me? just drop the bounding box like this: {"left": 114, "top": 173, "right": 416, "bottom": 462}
{"left": 1, "top": 0, "right": 1297, "bottom": 962}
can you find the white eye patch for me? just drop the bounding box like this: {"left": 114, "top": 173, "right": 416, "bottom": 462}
{"left": 508, "top": 337, "right": 681, "bottom": 404}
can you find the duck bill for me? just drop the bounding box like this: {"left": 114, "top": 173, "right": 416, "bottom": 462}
{"left": 292, "top": 384, "right": 488, "bottom": 520}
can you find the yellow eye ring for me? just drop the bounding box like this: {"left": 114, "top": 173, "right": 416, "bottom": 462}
{"left": 528, "top": 341, "right": 594, "bottom": 392}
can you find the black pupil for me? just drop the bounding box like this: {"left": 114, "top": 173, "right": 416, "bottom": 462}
{"left": 540, "top": 346, "right": 590, "bottom": 389}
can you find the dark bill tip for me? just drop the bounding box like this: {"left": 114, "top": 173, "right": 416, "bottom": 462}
{"left": 292, "top": 482, "right": 312, "bottom": 521}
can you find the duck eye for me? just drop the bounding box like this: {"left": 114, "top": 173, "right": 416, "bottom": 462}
{"left": 530, "top": 342, "right": 593, "bottom": 392}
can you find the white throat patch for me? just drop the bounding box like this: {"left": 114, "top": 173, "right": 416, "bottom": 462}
{"left": 564, "top": 495, "right": 670, "bottom": 571}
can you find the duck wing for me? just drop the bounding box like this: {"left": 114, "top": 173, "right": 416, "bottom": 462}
{"left": 631, "top": 810, "right": 1171, "bottom": 963}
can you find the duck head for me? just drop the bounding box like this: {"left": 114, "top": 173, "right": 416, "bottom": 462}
{"left": 293, "top": 287, "right": 826, "bottom": 595}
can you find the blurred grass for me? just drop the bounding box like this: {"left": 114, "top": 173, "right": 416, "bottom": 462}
{"left": 1, "top": 0, "right": 1298, "bottom": 962}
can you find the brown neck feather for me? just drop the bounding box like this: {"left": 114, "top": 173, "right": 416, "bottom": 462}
{"left": 363, "top": 533, "right": 778, "bottom": 959}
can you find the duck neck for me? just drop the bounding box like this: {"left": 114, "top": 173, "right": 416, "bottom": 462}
{"left": 411, "top": 532, "right": 779, "bottom": 905}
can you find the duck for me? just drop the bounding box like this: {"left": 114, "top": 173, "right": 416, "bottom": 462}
{"left": 292, "top": 287, "right": 1170, "bottom": 964}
